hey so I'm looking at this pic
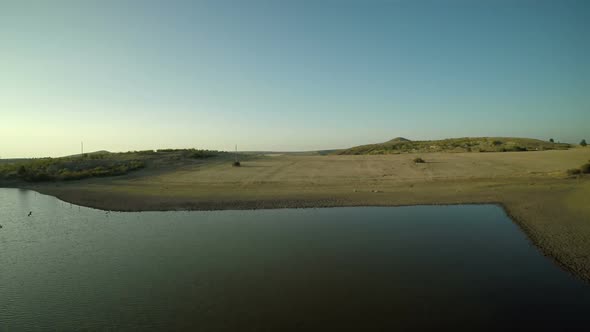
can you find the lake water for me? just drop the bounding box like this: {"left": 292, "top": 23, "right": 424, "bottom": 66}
{"left": 1, "top": 188, "right": 589, "bottom": 331}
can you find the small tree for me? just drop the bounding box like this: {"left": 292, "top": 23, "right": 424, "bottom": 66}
{"left": 549, "top": 138, "right": 554, "bottom": 143}
{"left": 581, "top": 139, "right": 587, "bottom": 147}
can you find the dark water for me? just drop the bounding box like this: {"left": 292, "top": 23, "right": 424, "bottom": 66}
{"left": 1, "top": 189, "right": 589, "bottom": 331}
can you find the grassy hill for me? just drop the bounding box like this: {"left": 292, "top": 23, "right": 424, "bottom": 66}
{"left": 338, "top": 137, "right": 570, "bottom": 155}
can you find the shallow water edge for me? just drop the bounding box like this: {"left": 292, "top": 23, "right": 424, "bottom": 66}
{"left": 4, "top": 186, "right": 589, "bottom": 285}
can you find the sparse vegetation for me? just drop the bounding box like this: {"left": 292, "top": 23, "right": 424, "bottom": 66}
{"left": 566, "top": 160, "right": 590, "bottom": 176}
{"left": 413, "top": 157, "right": 425, "bottom": 163}
{"left": 0, "top": 157, "right": 146, "bottom": 182}
{"left": 338, "top": 137, "right": 570, "bottom": 155}
{"left": 501, "top": 146, "right": 527, "bottom": 152}
{"left": 185, "top": 149, "right": 217, "bottom": 159}
{"left": 0, "top": 148, "right": 220, "bottom": 182}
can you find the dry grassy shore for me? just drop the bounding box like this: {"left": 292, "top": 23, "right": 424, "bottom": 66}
{"left": 15, "top": 148, "right": 590, "bottom": 282}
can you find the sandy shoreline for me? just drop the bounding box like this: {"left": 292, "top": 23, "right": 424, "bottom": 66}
{"left": 3, "top": 149, "right": 590, "bottom": 283}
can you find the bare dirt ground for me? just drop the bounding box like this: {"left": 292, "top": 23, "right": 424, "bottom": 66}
{"left": 22, "top": 148, "right": 590, "bottom": 282}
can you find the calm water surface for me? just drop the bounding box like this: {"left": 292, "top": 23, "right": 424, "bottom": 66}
{"left": 1, "top": 188, "right": 589, "bottom": 331}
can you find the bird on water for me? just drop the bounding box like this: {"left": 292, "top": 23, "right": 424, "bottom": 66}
{"left": 28, "top": 211, "right": 32, "bottom": 217}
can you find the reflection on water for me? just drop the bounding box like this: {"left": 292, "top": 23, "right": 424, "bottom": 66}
{"left": 0, "top": 188, "right": 589, "bottom": 331}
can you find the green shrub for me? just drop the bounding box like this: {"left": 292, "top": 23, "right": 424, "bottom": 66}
{"left": 581, "top": 139, "right": 587, "bottom": 147}
{"left": 17, "top": 165, "right": 26, "bottom": 177}
{"left": 581, "top": 163, "right": 590, "bottom": 174}
{"left": 502, "top": 146, "right": 527, "bottom": 152}
{"left": 567, "top": 168, "right": 582, "bottom": 176}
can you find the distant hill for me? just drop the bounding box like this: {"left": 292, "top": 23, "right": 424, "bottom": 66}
{"left": 337, "top": 137, "right": 570, "bottom": 155}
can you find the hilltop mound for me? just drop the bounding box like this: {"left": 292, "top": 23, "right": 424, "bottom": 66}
{"left": 387, "top": 137, "right": 411, "bottom": 143}
{"left": 338, "top": 137, "right": 570, "bottom": 155}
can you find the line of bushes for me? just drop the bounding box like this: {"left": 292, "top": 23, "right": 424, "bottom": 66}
{"left": 1, "top": 158, "right": 145, "bottom": 182}
{"left": 58, "top": 161, "right": 145, "bottom": 181}
{"left": 184, "top": 149, "right": 217, "bottom": 159}
{"left": 123, "top": 148, "right": 218, "bottom": 158}
{"left": 155, "top": 148, "right": 217, "bottom": 158}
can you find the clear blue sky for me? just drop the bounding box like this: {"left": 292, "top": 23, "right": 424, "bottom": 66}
{"left": 1, "top": 0, "right": 588, "bottom": 157}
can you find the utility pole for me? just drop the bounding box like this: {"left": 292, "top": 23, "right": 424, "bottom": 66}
{"left": 81, "top": 141, "right": 84, "bottom": 155}
{"left": 235, "top": 144, "right": 238, "bottom": 163}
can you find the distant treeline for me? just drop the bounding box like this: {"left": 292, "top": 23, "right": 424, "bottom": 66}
{"left": 123, "top": 149, "right": 217, "bottom": 159}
